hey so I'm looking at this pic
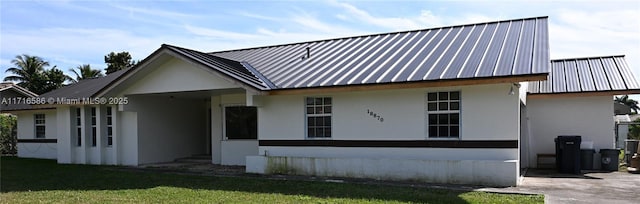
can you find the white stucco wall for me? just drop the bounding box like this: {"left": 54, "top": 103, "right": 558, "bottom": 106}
{"left": 527, "top": 96, "right": 614, "bottom": 168}
{"left": 120, "top": 111, "right": 138, "bottom": 165}
{"left": 259, "top": 83, "right": 519, "bottom": 143}
{"left": 215, "top": 93, "right": 259, "bottom": 165}
{"left": 221, "top": 140, "right": 258, "bottom": 165}
{"left": 56, "top": 106, "right": 72, "bottom": 163}
{"left": 15, "top": 110, "right": 58, "bottom": 159}
{"left": 252, "top": 83, "right": 521, "bottom": 185}
{"left": 122, "top": 57, "right": 239, "bottom": 95}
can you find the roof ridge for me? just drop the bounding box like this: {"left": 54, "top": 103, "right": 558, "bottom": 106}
{"left": 209, "top": 16, "right": 548, "bottom": 54}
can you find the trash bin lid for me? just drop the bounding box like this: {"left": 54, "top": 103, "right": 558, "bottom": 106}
{"left": 600, "top": 148, "right": 621, "bottom": 153}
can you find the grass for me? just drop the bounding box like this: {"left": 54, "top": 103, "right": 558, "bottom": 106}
{"left": 0, "top": 157, "right": 543, "bottom": 204}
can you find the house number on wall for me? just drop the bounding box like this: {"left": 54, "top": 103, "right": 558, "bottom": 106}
{"left": 366, "top": 109, "right": 384, "bottom": 122}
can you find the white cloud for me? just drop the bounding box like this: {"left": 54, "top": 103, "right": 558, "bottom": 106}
{"left": 111, "top": 4, "right": 203, "bottom": 19}
{"left": 329, "top": 1, "right": 421, "bottom": 30}
{"left": 547, "top": 9, "right": 640, "bottom": 63}
{"left": 184, "top": 25, "right": 262, "bottom": 40}
{"left": 237, "top": 11, "right": 285, "bottom": 22}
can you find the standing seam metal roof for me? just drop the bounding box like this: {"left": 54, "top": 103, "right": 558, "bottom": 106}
{"left": 528, "top": 55, "right": 640, "bottom": 94}
{"left": 211, "top": 16, "right": 550, "bottom": 89}
{"left": 164, "top": 45, "right": 269, "bottom": 90}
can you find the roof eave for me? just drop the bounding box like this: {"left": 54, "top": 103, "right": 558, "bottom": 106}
{"left": 528, "top": 89, "right": 640, "bottom": 99}
{"left": 268, "top": 73, "right": 547, "bottom": 95}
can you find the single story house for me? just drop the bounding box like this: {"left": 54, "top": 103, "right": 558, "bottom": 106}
{"left": 3, "top": 16, "right": 640, "bottom": 186}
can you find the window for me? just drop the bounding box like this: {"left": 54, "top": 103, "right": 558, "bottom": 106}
{"left": 76, "top": 108, "right": 82, "bottom": 146}
{"left": 427, "top": 91, "right": 460, "bottom": 138}
{"left": 106, "top": 107, "right": 113, "bottom": 146}
{"left": 91, "top": 107, "right": 97, "bottom": 147}
{"left": 306, "top": 97, "right": 332, "bottom": 138}
{"left": 224, "top": 106, "right": 257, "bottom": 139}
{"left": 34, "top": 114, "right": 45, "bottom": 138}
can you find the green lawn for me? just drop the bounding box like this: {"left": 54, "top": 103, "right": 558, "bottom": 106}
{"left": 0, "top": 157, "right": 543, "bottom": 203}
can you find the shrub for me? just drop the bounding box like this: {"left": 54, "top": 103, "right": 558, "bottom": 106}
{"left": 0, "top": 114, "right": 17, "bottom": 155}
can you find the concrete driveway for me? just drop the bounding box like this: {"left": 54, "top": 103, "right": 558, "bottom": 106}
{"left": 484, "top": 169, "right": 640, "bottom": 204}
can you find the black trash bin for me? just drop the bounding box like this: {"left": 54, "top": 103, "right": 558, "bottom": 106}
{"left": 625, "top": 140, "right": 639, "bottom": 164}
{"left": 555, "top": 136, "right": 582, "bottom": 174}
{"left": 580, "top": 149, "right": 595, "bottom": 170}
{"left": 600, "top": 149, "right": 620, "bottom": 171}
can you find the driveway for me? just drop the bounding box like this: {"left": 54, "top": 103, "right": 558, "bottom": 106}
{"left": 483, "top": 169, "right": 640, "bottom": 204}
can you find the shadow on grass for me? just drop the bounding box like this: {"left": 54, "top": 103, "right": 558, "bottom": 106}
{"left": 1, "top": 157, "right": 479, "bottom": 203}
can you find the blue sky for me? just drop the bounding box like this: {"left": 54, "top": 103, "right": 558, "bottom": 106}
{"left": 1, "top": 0, "right": 639, "bottom": 89}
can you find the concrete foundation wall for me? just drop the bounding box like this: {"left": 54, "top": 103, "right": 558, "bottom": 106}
{"left": 16, "top": 143, "right": 57, "bottom": 159}
{"left": 247, "top": 155, "right": 518, "bottom": 186}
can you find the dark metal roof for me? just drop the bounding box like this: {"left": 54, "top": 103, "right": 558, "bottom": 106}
{"left": 528, "top": 55, "right": 640, "bottom": 94}
{"left": 40, "top": 69, "right": 128, "bottom": 99}
{"left": 211, "top": 16, "right": 550, "bottom": 89}
{"left": 164, "top": 45, "right": 269, "bottom": 90}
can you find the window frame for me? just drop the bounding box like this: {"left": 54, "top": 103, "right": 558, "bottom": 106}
{"left": 75, "top": 108, "right": 82, "bottom": 147}
{"left": 106, "top": 106, "right": 113, "bottom": 146}
{"left": 34, "top": 114, "right": 46, "bottom": 138}
{"left": 305, "top": 97, "right": 333, "bottom": 139}
{"left": 222, "top": 104, "right": 258, "bottom": 140}
{"left": 90, "top": 107, "right": 97, "bottom": 147}
{"left": 426, "top": 91, "right": 461, "bottom": 140}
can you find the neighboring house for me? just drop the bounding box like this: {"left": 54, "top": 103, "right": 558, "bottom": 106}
{"left": 0, "top": 82, "right": 49, "bottom": 158}
{"left": 614, "top": 114, "right": 640, "bottom": 149}
{"left": 3, "top": 16, "right": 640, "bottom": 187}
{"left": 1, "top": 82, "right": 38, "bottom": 111}
{"left": 615, "top": 115, "right": 632, "bottom": 149}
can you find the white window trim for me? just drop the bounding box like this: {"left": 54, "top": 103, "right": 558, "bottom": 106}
{"left": 34, "top": 114, "right": 46, "bottom": 138}
{"left": 90, "top": 106, "right": 97, "bottom": 147}
{"left": 222, "top": 103, "right": 257, "bottom": 140}
{"left": 75, "top": 107, "right": 82, "bottom": 147}
{"left": 425, "top": 91, "right": 462, "bottom": 140}
{"left": 106, "top": 106, "right": 113, "bottom": 147}
{"left": 304, "top": 96, "right": 333, "bottom": 140}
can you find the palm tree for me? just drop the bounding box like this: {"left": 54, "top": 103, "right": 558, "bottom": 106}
{"left": 69, "top": 64, "right": 104, "bottom": 83}
{"left": 615, "top": 95, "right": 640, "bottom": 113}
{"left": 3, "top": 54, "right": 49, "bottom": 90}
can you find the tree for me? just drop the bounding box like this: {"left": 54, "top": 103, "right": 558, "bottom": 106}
{"left": 69, "top": 64, "right": 104, "bottom": 83}
{"left": 40, "top": 68, "right": 68, "bottom": 93}
{"left": 3, "top": 54, "right": 49, "bottom": 92}
{"left": 104, "top": 51, "right": 136, "bottom": 74}
{"left": 0, "top": 114, "right": 17, "bottom": 155}
{"left": 3, "top": 54, "right": 71, "bottom": 94}
{"left": 615, "top": 95, "right": 640, "bottom": 113}
{"left": 628, "top": 118, "right": 640, "bottom": 140}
